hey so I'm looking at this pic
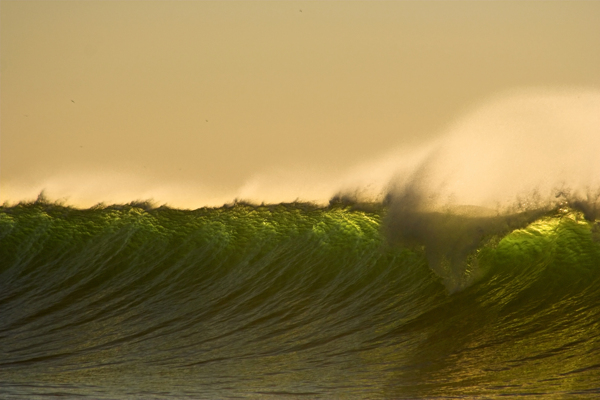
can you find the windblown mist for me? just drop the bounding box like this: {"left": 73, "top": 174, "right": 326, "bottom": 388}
{"left": 4, "top": 89, "right": 600, "bottom": 209}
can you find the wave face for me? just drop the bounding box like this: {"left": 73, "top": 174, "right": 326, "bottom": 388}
{"left": 1, "top": 201, "right": 600, "bottom": 399}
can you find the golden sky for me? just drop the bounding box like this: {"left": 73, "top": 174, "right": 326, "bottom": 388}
{"left": 2, "top": 1, "right": 599, "bottom": 207}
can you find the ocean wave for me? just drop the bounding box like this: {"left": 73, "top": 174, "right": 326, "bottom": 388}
{"left": 1, "top": 200, "right": 599, "bottom": 398}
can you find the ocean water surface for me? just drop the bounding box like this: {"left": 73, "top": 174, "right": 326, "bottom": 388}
{"left": 1, "top": 198, "right": 600, "bottom": 399}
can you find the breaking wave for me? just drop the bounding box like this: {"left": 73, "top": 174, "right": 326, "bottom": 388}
{"left": 1, "top": 199, "right": 599, "bottom": 398}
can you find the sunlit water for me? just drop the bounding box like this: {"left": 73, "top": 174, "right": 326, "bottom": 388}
{"left": 1, "top": 201, "right": 599, "bottom": 399}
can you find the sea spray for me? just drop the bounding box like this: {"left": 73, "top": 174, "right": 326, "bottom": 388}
{"left": 332, "top": 89, "right": 600, "bottom": 292}
{"left": 4, "top": 89, "right": 599, "bottom": 211}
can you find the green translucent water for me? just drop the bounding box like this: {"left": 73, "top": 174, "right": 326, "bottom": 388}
{"left": 1, "top": 201, "right": 599, "bottom": 398}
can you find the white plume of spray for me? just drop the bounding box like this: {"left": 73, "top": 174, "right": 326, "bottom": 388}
{"left": 377, "top": 88, "right": 600, "bottom": 292}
